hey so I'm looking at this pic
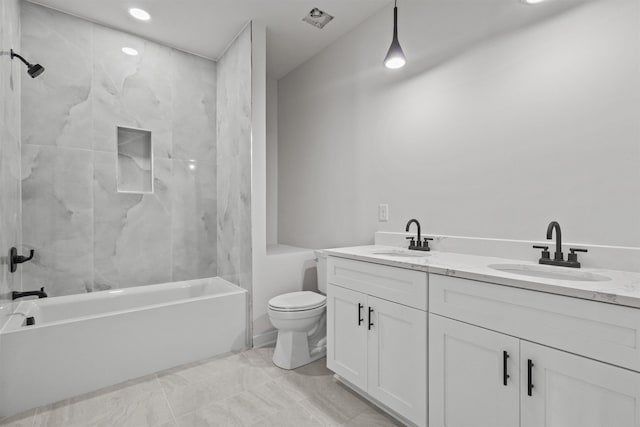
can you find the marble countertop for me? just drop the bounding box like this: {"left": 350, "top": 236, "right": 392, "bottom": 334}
{"left": 324, "top": 245, "right": 640, "bottom": 309}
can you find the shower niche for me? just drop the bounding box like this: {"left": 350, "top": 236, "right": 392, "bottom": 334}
{"left": 116, "top": 126, "right": 153, "bottom": 193}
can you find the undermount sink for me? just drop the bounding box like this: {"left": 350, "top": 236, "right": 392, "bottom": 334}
{"left": 489, "top": 263, "right": 611, "bottom": 282}
{"left": 371, "top": 249, "right": 430, "bottom": 258}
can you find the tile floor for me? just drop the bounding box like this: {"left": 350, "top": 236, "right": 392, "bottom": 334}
{"left": 0, "top": 347, "right": 403, "bottom": 427}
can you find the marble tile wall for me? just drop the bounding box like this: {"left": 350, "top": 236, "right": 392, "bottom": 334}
{"left": 21, "top": 145, "right": 94, "bottom": 295}
{"left": 20, "top": 2, "right": 220, "bottom": 296}
{"left": 117, "top": 127, "right": 153, "bottom": 193}
{"left": 0, "top": 0, "right": 21, "bottom": 325}
{"left": 216, "top": 25, "right": 253, "bottom": 295}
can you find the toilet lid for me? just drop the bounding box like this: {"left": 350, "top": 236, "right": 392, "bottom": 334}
{"left": 268, "top": 291, "right": 326, "bottom": 311}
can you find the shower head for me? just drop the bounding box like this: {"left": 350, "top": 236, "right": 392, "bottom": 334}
{"left": 10, "top": 49, "right": 45, "bottom": 78}
{"left": 27, "top": 63, "right": 44, "bottom": 78}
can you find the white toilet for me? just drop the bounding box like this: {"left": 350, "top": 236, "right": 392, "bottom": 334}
{"left": 268, "top": 251, "right": 327, "bottom": 369}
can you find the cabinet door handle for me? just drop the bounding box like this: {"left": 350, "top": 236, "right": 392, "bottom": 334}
{"left": 527, "top": 359, "right": 534, "bottom": 396}
{"left": 358, "top": 303, "right": 364, "bottom": 326}
{"left": 503, "top": 351, "right": 510, "bottom": 386}
{"left": 368, "top": 307, "right": 374, "bottom": 330}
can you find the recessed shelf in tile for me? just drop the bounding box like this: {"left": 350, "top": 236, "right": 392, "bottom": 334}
{"left": 117, "top": 126, "right": 153, "bottom": 193}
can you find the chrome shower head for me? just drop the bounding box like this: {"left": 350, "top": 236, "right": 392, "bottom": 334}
{"left": 10, "top": 49, "right": 45, "bottom": 78}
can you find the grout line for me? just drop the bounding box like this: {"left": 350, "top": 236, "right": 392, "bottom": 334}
{"left": 155, "top": 373, "right": 179, "bottom": 426}
{"left": 90, "top": 149, "right": 95, "bottom": 293}
{"left": 295, "top": 401, "right": 323, "bottom": 426}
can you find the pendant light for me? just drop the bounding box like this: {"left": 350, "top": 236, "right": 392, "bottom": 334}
{"left": 384, "top": 0, "right": 406, "bottom": 69}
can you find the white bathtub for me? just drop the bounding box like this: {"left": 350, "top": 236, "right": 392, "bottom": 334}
{"left": 0, "top": 277, "right": 247, "bottom": 418}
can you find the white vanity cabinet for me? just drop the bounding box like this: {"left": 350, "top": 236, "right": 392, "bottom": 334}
{"left": 326, "top": 257, "right": 428, "bottom": 427}
{"left": 521, "top": 340, "right": 640, "bottom": 427}
{"left": 429, "top": 273, "right": 640, "bottom": 427}
{"left": 429, "top": 314, "right": 520, "bottom": 427}
{"left": 367, "top": 294, "right": 427, "bottom": 418}
{"left": 326, "top": 284, "right": 367, "bottom": 389}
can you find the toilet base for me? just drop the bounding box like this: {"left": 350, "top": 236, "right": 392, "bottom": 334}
{"left": 272, "top": 330, "right": 326, "bottom": 369}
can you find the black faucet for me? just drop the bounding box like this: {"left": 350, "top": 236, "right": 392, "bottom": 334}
{"left": 12, "top": 287, "right": 47, "bottom": 300}
{"left": 406, "top": 219, "right": 421, "bottom": 242}
{"left": 405, "top": 219, "right": 433, "bottom": 251}
{"left": 533, "top": 221, "right": 587, "bottom": 268}
{"left": 547, "top": 221, "right": 563, "bottom": 261}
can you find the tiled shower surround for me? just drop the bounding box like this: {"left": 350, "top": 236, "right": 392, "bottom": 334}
{"left": 0, "top": 0, "right": 21, "bottom": 322}
{"left": 19, "top": 3, "right": 221, "bottom": 296}
{"left": 216, "top": 26, "right": 253, "bottom": 296}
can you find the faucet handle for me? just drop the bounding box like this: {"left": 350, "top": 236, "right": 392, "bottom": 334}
{"left": 422, "top": 238, "right": 434, "bottom": 251}
{"left": 568, "top": 248, "right": 587, "bottom": 263}
{"left": 406, "top": 236, "right": 416, "bottom": 249}
{"left": 533, "top": 245, "right": 550, "bottom": 260}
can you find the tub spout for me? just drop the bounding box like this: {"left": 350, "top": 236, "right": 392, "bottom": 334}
{"left": 12, "top": 287, "right": 47, "bottom": 300}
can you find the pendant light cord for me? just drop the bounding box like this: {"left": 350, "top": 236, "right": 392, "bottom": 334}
{"left": 393, "top": 0, "right": 398, "bottom": 38}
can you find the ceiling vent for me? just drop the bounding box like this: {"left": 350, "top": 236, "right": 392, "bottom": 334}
{"left": 302, "top": 8, "right": 334, "bottom": 29}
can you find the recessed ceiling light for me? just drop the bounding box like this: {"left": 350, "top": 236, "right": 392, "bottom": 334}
{"left": 523, "top": 0, "right": 547, "bottom": 4}
{"left": 121, "top": 47, "right": 139, "bottom": 56}
{"left": 129, "top": 8, "right": 150, "bottom": 21}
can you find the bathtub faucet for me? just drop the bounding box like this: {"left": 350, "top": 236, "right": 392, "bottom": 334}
{"left": 12, "top": 287, "right": 47, "bottom": 300}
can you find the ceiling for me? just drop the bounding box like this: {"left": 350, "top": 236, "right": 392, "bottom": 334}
{"left": 28, "top": 0, "right": 392, "bottom": 78}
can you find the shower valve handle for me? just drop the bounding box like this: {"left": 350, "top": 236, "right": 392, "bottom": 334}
{"left": 9, "top": 247, "right": 35, "bottom": 273}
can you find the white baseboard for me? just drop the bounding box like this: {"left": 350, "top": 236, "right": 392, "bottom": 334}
{"left": 253, "top": 329, "right": 277, "bottom": 348}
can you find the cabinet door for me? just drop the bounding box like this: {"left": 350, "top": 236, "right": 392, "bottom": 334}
{"left": 326, "top": 284, "right": 367, "bottom": 390}
{"left": 521, "top": 341, "right": 640, "bottom": 427}
{"left": 367, "top": 296, "right": 427, "bottom": 427}
{"left": 429, "top": 314, "right": 520, "bottom": 427}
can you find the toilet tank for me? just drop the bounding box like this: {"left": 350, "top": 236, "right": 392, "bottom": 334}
{"left": 315, "top": 250, "right": 328, "bottom": 294}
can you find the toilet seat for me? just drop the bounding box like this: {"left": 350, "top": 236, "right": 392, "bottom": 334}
{"left": 268, "top": 291, "right": 326, "bottom": 312}
{"left": 268, "top": 304, "right": 326, "bottom": 321}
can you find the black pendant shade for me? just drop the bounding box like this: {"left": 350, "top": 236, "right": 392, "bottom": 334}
{"left": 384, "top": 1, "right": 406, "bottom": 69}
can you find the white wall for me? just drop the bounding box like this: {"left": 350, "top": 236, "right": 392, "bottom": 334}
{"left": 278, "top": 0, "right": 640, "bottom": 250}
{"left": 266, "top": 76, "right": 278, "bottom": 245}
{"left": 252, "top": 30, "right": 318, "bottom": 345}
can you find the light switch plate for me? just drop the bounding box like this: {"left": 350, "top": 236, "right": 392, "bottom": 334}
{"left": 378, "top": 204, "right": 389, "bottom": 222}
